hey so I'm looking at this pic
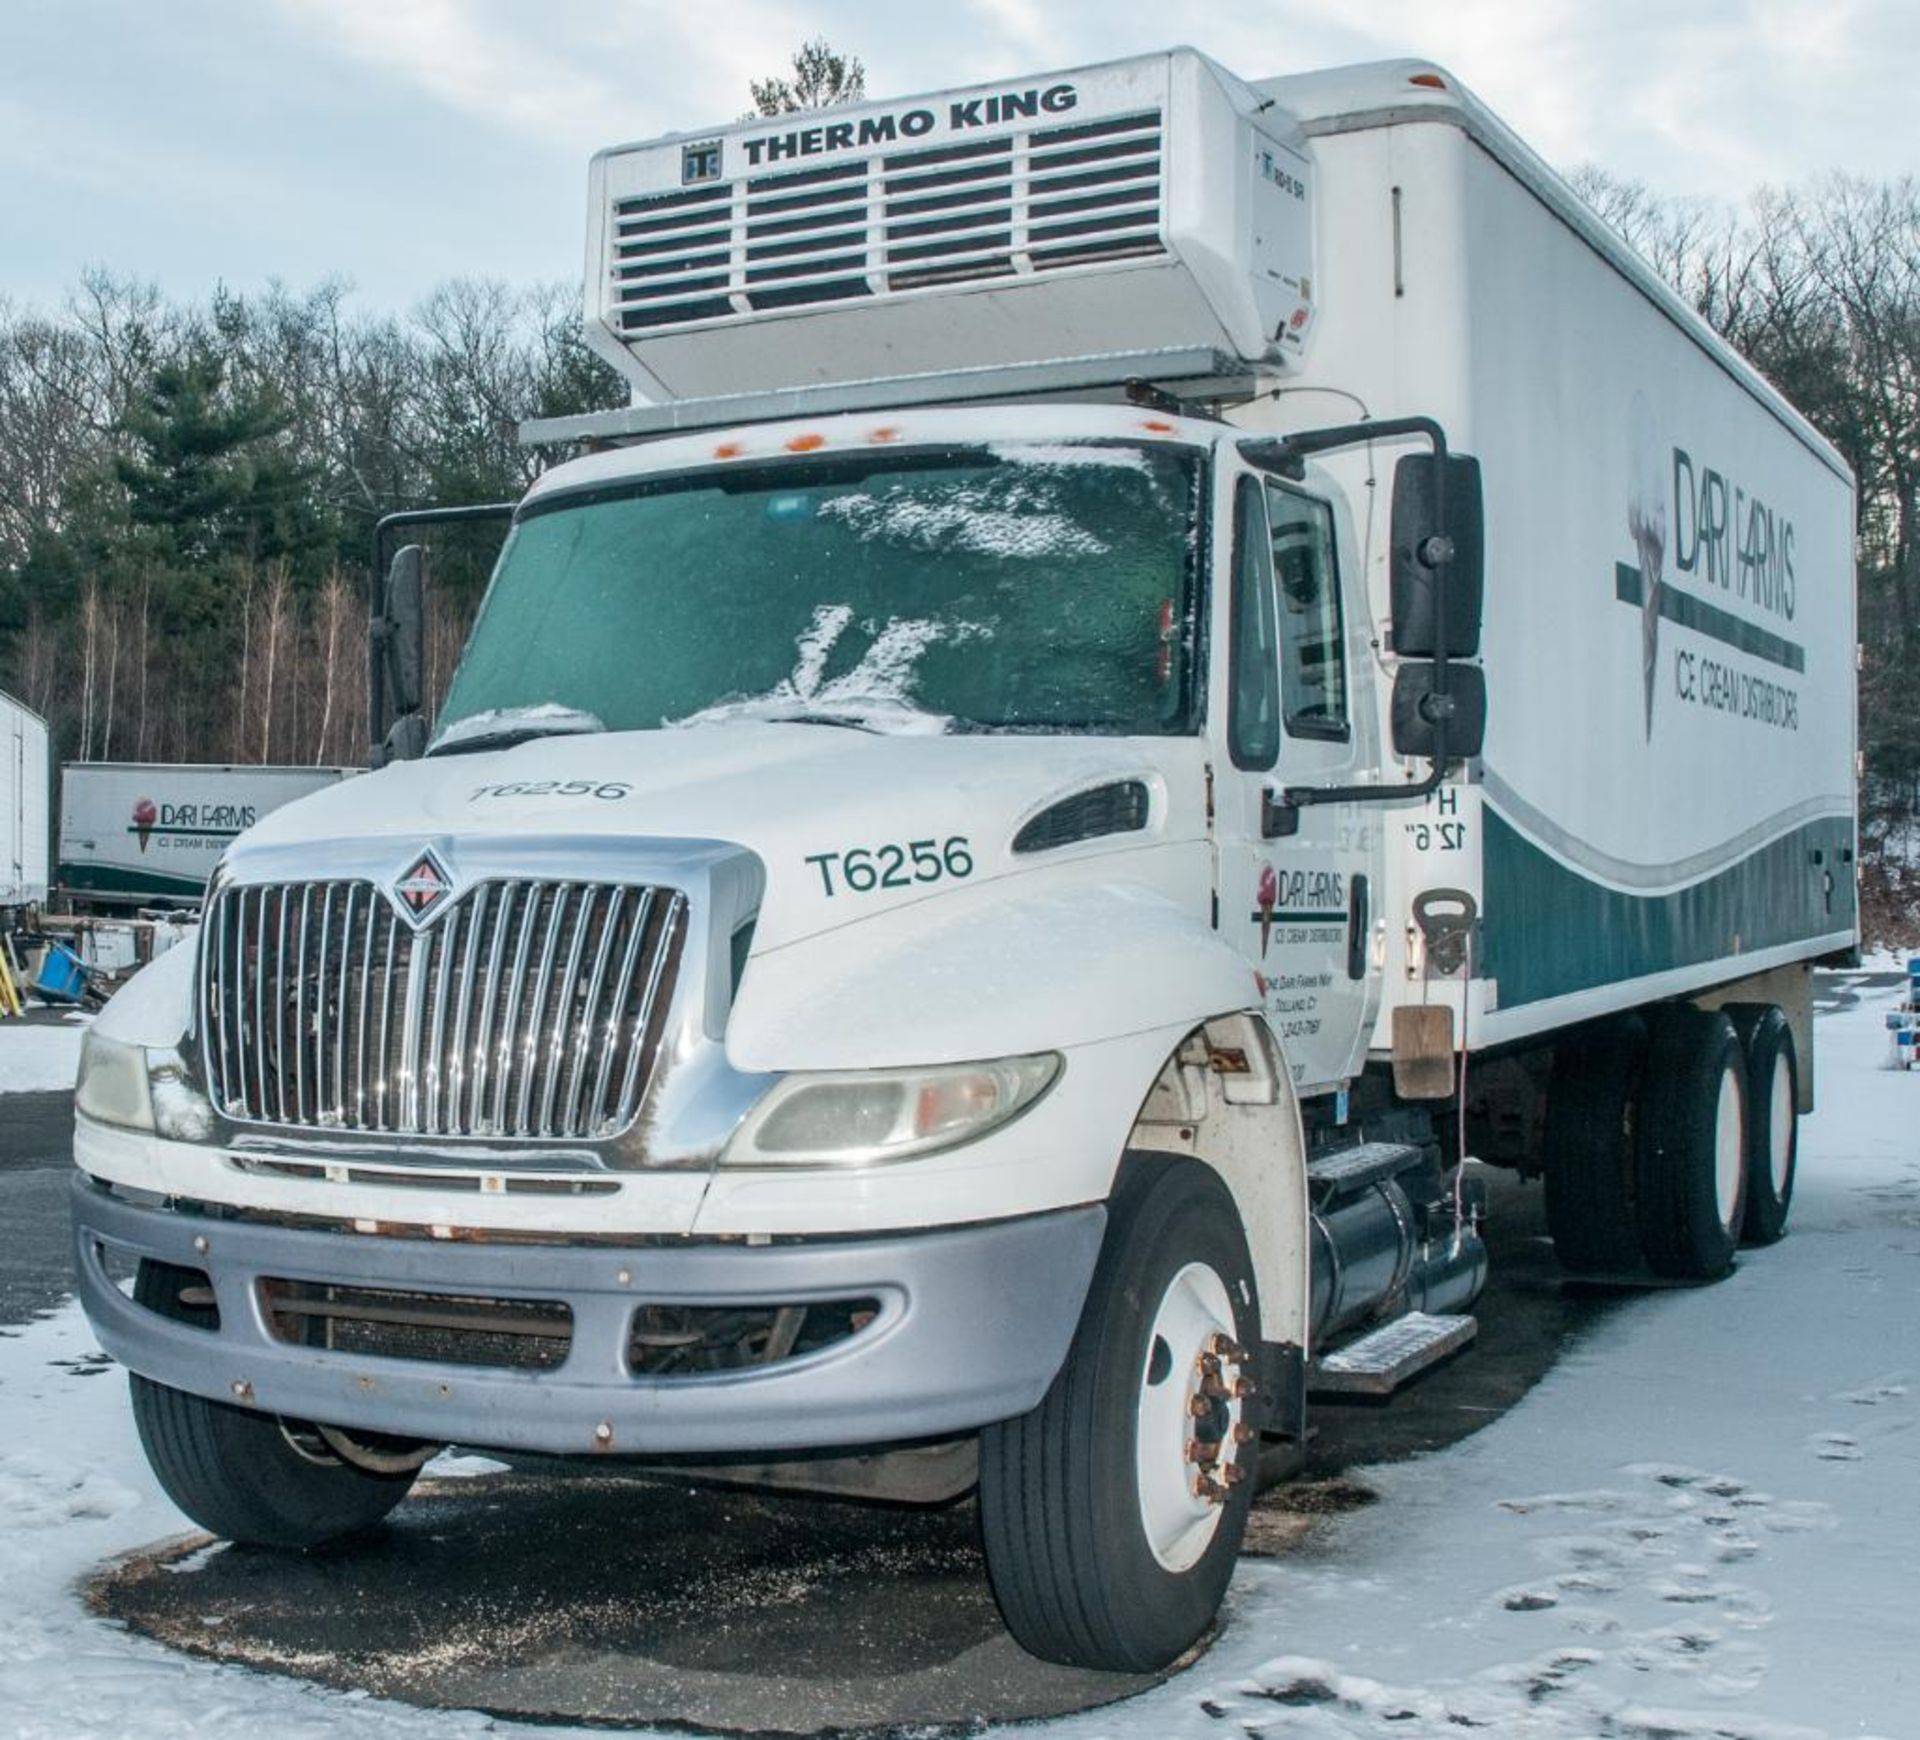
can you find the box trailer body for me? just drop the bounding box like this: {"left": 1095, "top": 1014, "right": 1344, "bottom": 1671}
{"left": 71, "top": 51, "right": 1856, "bottom": 1676}
{"left": 59, "top": 763, "right": 359, "bottom": 906}
{"left": 1244, "top": 73, "right": 1856, "bottom": 1065}
{"left": 2, "top": 690, "right": 51, "bottom": 909}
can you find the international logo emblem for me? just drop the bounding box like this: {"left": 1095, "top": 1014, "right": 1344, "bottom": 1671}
{"left": 392, "top": 850, "right": 453, "bottom": 925}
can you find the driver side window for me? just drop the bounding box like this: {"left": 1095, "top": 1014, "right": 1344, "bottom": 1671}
{"left": 1265, "top": 481, "right": 1349, "bottom": 740}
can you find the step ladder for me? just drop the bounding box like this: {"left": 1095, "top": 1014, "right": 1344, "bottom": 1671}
{"left": 1309, "top": 1311, "right": 1478, "bottom": 1399}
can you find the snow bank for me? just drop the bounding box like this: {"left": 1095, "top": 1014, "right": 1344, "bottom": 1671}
{"left": 0, "top": 1019, "right": 87, "bottom": 1094}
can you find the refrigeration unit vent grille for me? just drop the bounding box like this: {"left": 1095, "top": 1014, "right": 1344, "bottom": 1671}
{"left": 610, "top": 109, "right": 1166, "bottom": 332}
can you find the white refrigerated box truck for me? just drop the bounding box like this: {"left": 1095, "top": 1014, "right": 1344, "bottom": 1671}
{"left": 58, "top": 763, "right": 358, "bottom": 907}
{"left": 2, "top": 689, "right": 50, "bottom": 910}
{"left": 71, "top": 51, "right": 1855, "bottom": 1672}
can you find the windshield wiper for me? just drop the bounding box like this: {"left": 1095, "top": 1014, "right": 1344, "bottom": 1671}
{"left": 427, "top": 705, "right": 607, "bottom": 757}
{"left": 672, "top": 696, "right": 949, "bottom": 736}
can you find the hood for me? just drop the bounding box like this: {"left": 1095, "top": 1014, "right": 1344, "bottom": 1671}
{"left": 233, "top": 723, "right": 1194, "bottom": 953}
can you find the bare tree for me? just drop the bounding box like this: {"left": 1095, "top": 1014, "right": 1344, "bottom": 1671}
{"left": 749, "top": 40, "right": 866, "bottom": 116}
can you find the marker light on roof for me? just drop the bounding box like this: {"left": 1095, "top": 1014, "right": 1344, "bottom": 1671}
{"left": 1409, "top": 71, "right": 1448, "bottom": 89}
{"left": 786, "top": 433, "right": 827, "bottom": 452}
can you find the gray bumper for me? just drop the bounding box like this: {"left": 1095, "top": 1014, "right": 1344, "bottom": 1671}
{"left": 71, "top": 1176, "right": 1105, "bottom": 1457}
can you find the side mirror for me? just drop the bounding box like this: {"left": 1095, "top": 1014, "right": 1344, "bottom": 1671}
{"left": 1391, "top": 663, "right": 1487, "bottom": 761}
{"left": 381, "top": 543, "right": 426, "bottom": 743}
{"left": 381, "top": 712, "right": 428, "bottom": 764}
{"left": 1390, "top": 453, "right": 1484, "bottom": 657}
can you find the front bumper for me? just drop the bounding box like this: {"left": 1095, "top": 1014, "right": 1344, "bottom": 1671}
{"left": 72, "top": 1176, "right": 1105, "bottom": 1457}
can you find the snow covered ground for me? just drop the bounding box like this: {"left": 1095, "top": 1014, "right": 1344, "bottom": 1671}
{"left": 0, "top": 982, "right": 1914, "bottom": 1738}
{"left": 0, "top": 1016, "right": 86, "bottom": 1093}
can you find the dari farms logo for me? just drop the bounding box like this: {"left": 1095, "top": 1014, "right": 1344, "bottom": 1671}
{"left": 1618, "top": 393, "right": 1805, "bottom": 739}
{"left": 124, "top": 795, "right": 256, "bottom": 852}
{"left": 391, "top": 849, "right": 455, "bottom": 926}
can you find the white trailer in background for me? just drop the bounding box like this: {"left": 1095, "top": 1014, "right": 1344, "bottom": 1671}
{"left": 2, "top": 690, "right": 50, "bottom": 911}
{"left": 58, "top": 763, "right": 358, "bottom": 906}
{"left": 72, "top": 51, "right": 1856, "bottom": 1676}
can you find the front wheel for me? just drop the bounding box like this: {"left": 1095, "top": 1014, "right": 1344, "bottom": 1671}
{"left": 978, "top": 1161, "right": 1259, "bottom": 1673}
{"left": 130, "top": 1260, "right": 426, "bottom": 1548}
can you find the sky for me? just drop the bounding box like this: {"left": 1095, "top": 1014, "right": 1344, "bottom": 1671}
{"left": 2, "top": 0, "right": 1916, "bottom": 314}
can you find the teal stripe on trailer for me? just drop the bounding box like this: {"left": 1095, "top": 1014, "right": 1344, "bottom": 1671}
{"left": 57, "top": 863, "right": 209, "bottom": 900}
{"left": 1481, "top": 807, "right": 1854, "bottom": 1010}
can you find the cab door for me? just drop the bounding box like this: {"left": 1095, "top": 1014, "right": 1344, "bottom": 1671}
{"left": 1212, "top": 458, "right": 1384, "bottom": 1094}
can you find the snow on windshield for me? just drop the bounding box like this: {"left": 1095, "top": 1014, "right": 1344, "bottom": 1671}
{"left": 431, "top": 703, "right": 605, "bottom": 751}
{"left": 671, "top": 604, "right": 987, "bottom": 734}
{"left": 986, "top": 442, "right": 1156, "bottom": 473}
{"left": 816, "top": 474, "right": 1109, "bottom": 561}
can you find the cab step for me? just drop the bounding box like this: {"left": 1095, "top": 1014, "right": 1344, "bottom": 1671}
{"left": 1305, "top": 1140, "right": 1424, "bottom": 1201}
{"left": 1309, "top": 1311, "right": 1478, "bottom": 1398}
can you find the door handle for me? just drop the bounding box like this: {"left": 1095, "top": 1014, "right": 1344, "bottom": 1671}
{"left": 1347, "top": 874, "right": 1369, "bottom": 980}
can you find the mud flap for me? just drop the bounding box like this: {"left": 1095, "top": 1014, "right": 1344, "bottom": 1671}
{"left": 1392, "top": 1004, "right": 1456, "bottom": 1100}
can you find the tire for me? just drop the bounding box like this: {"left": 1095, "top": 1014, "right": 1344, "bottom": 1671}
{"left": 1543, "top": 1015, "right": 1649, "bottom": 1275}
{"left": 978, "top": 1161, "right": 1259, "bottom": 1673}
{"left": 1730, "top": 1006, "right": 1798, "bottom": 1245}
{"left": 1635, "top": 1008, "right": 1749, "bottom": 1280}
{"left": 130, "top": 1259, "right": 422, "bottom": 1549}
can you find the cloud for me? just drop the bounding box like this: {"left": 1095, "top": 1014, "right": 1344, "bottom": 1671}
{"left": 8, "top": 0, "right": 1919, "bottom": 310}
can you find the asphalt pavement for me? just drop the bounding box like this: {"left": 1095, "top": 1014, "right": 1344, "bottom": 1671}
{"left": 0, "top": 1087, "right": 76, "bottom": 1326}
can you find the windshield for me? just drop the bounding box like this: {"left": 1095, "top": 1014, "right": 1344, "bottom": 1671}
{"left": 435, "top": 442, "right": 1204, "bottom": 740}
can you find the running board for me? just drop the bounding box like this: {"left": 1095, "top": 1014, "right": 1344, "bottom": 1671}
{"left": 1305, "top": 1140, "right": 1424, "bottom": 1202}
{"left": 1310, "top": 1312, "right": 1478, "bottom": 1398}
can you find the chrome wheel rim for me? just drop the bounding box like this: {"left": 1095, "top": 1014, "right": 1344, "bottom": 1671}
{"left": 1714, "top": 1065, "right": 1745, "bottom": 1232}
{"left": 1769, "top": 1052, "right": 1794, "bottom": 1196}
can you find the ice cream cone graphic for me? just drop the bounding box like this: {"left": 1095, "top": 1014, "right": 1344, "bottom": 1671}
{"left": 1628, "top": 394, "right": 1668, "bottom": 740}
{"left": 132, "top": 797, "right": 157, "bottom": 853}
{"left": 1256, "top": 863, "right": 1278, "bottom": 957}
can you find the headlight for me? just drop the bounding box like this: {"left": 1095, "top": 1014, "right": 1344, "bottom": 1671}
{"left": 724, "top": 1053, "right": 1061, "bottom": 1168}
{"left": 76, "top": 1033, "right": 216, "bottom": 1141}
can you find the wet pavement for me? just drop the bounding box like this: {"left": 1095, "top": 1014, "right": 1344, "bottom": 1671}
{"left": 91, "top": 1474, "right": 1162, "bottom": 1734}
{"left": 0, "top": 1087, "right": 77, "bottom": 1326}
{"left": 82, "top": 1168, "right": 1621, "bottom": 1735}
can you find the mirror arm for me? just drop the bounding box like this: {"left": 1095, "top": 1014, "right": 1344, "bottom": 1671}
{"left": 1244, "top": 419, "right": 1456, "bottom": 839}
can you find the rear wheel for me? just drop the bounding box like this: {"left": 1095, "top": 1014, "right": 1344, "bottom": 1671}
{"left": 1543, "top": 1015, "right": 1649, "bottom": 1275}
{"left": 978, "top": 1161, "right": 1258, "bottom": 1673}
{"left": 1635, "top": 1009, "right": 1748, "bottom": 1280}
{"left": 1730, "top": 1006, "right": 1798, "bottom": 1245}
{"left": 131, "top": 1259, "right": 428, "bottom": 1548}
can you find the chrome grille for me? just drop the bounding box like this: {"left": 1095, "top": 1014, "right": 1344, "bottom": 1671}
{"left": 199, "top": 879, "right": 687, "bottom": 1141}
{"left": 610, "top": 109, "right": 1165, "bottom": 332}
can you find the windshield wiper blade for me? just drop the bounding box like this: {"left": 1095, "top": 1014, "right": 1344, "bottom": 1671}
{"left": 427, "top": 706, "right": 606, "bottom": 757}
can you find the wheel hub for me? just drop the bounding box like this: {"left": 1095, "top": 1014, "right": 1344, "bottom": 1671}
{"left": 1136, "top": 1263, "right": 1255, "bottom": 1572}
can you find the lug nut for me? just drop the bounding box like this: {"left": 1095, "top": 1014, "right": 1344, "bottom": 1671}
{"left": 1232, "top": 1422, "right": 1255, "bottom": 1446}
{"left": 1223, "top": 1462, "right": 1247, "bottom": 1487}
